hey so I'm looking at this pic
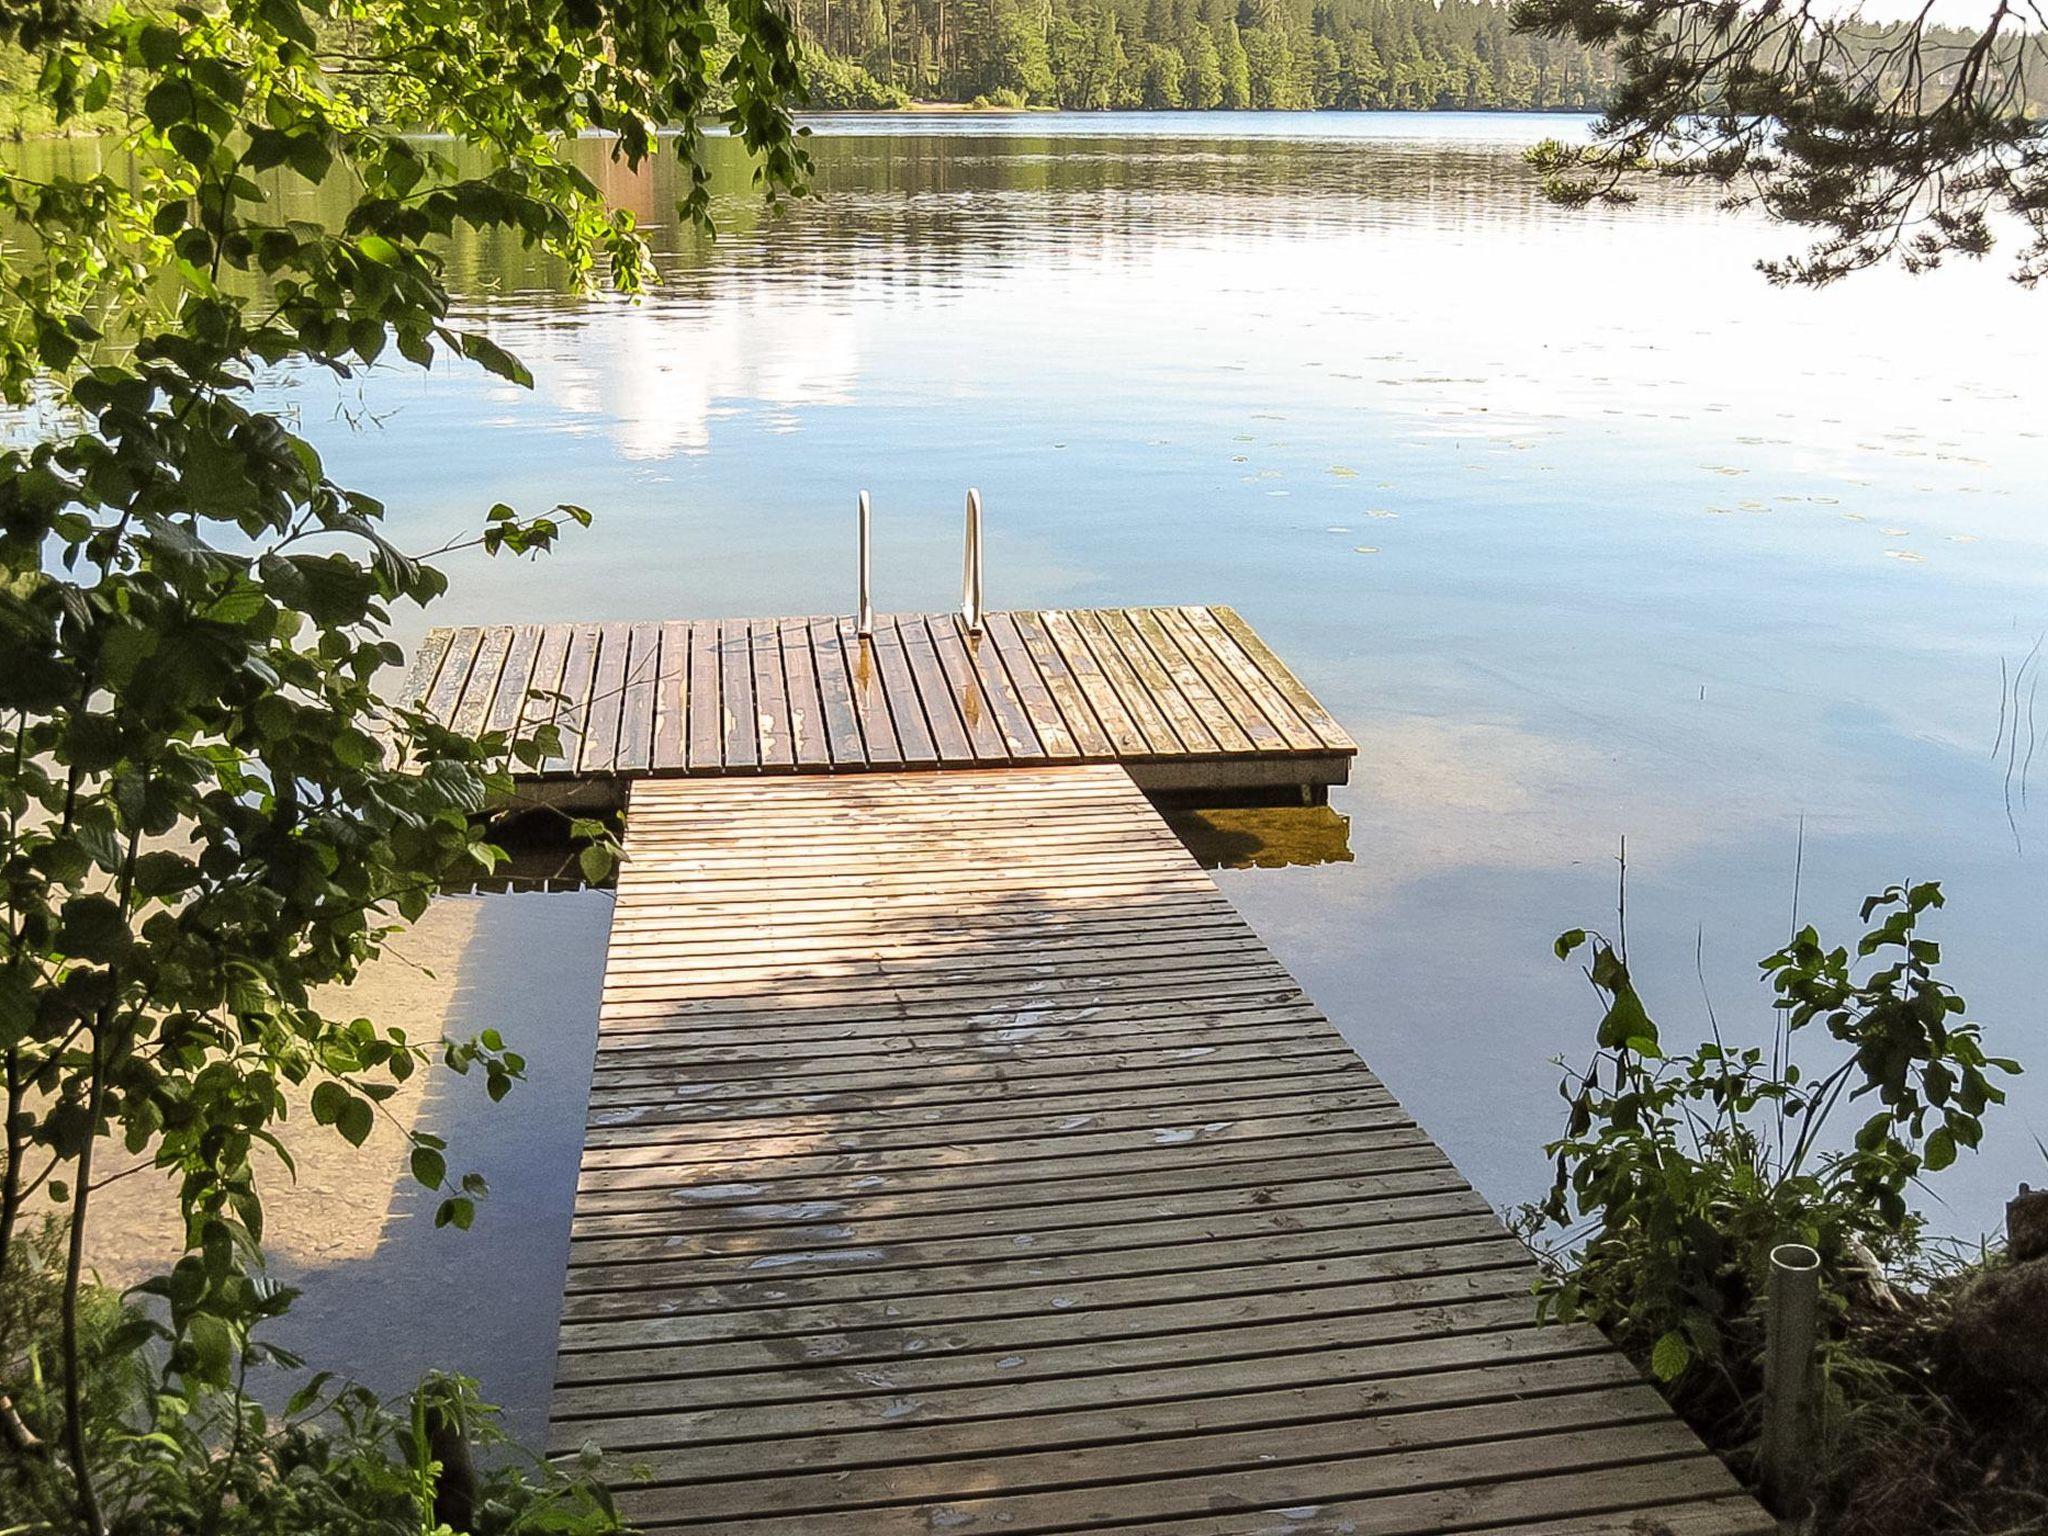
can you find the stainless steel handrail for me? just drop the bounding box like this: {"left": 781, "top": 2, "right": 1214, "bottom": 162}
{"left": 961, "top": 488, "right": 984, "bottom": 634}
{"left": 857, "top": 490, "right": 874, "bottom": 639}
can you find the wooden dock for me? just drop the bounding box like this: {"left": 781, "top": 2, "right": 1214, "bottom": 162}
{"left": 546, "top": 766, "right": 1772, "bottom": 1535}
{"left": 406, "top": 605, "right": 1356, "bottom": 799}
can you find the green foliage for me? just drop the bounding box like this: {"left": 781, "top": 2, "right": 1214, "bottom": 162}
{"left": 1510, "top": 0, "right": 2048, "bottom": 283}
{"left": 1532, "top": 883, "right": 2019, "bottom": 1425}
{"left": 800, "top": 50, "right": 912, "bottom": 108}
{"left": 2, "top": 1233, "right": 625, "bottom": 1534}
{"left": 792, "top": 0, "right": 1619, "bottom": 111}
{"left": 0, "top": 0, "right": 805, "bottom": 1525}
{"left": 988, "top": 5, "right": 1056, "bottom": 104}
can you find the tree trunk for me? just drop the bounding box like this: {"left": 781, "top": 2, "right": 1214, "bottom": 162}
{"left": 60, "top": 1052, "right": 106, "bottom": 1536}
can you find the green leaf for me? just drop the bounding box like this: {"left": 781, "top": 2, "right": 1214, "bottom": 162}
{"left": 1923, "top": 1126, "right": 1956, "bottom": 1172}
{"left": 411, "top": 1145, "right": 447, "bottom": 1188}
{"left": 1596, "top": 984, "right": 1658, "bottom": 1054}
{"left": 183, "top": 1312, "right": 235, "bottom": 1387}
{"left": 143, "top": 76, "right": 196, "bottom": 130}
{"left": 579, "top": 842, "right": 615, "bottom": 884}
{"left": 1649, "top": 1330, "right": 1692, "bottom": 1382}
{"left": 57, "top": 895, "right": 131, "bottom": 964}
{"left": 310, "top": 1080, "right": 349, "bottom": 1126}
{"left": 336, "top": 1095, "right": 374, "bottom": 1148}
{"left": 435, "top": 1196, "right": 475, "bottom": 1231}
{"left": 204, "top": 582, "right": 268, "bottom": 625}
{"left": 458, "top": 331, "right": 535, "bottom": 388}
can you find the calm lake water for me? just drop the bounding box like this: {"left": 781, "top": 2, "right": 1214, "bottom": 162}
{"left": 21, "top": 110, "right": 2048, "bottom": 1433}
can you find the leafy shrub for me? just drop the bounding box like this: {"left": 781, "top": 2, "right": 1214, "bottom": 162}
{"left": 1530, "top": 881, "right": 2019, "bottom": 1436}
{"left": 802, "top": 54, "right": 912, "bottom": 110}
{"left": 1, "top": 1224, "right": 625, "bottom": 1535}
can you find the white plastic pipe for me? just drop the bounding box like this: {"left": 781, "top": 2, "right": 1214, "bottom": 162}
{"left": 857, "top": 490, "right": 873, "bottom": 639}
{"left": 961, "top": 488, "right": 984, "bottom": 634}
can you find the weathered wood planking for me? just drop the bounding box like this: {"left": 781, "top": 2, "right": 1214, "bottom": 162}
{"left": 547, "top": 767, "right": 1771, "bottom": 1536}
{"left": 401, "top": 607, "right": 1356, "bottom": 795}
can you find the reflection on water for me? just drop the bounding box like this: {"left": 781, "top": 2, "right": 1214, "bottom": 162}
{"left": 1166, "top": 803, "right": 1357, "bottom": 869}
{"left": 17, "top": 114, "right": 2048, "bottom": 1410}
{"left": 365, "top": 114, "right": 2041, "bottom": 1258}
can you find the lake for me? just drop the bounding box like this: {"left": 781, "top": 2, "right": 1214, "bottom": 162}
{"left": 28, "top": 110, "right": 2048, "bottom": 1435}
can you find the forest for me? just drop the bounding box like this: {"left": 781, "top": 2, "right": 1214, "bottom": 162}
{"left": 795, "top": 0, "right": 1621, "bottom": 110}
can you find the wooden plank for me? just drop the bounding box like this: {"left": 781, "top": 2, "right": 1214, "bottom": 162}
{"left": 578, "top": 622, "right": 629, "bottom": 774}
{"left": 719, "top": 619, "right": 759, "bottom": 772}
{"left": 1175, "top": 603, "right": 1322, "bottom": 751}
{"left": 624, "top": 1435, "right": 1753, "bottom": 1536}
{"left": 614, "top": 621, "right": 660, "bottom": 773}
{"left": 543, "top": 623, "right": 599, "bottom": 774}
{"left": 516, "top": 624, "right": 572, "bottom": 757}
{"left": 922, "top": 613, "right": 1015, "bottom": 762}
{"left": 1069, "top": 607, "right": 1185, "bottom": 754}
{"left": 1005, "top": 610, "right": 1116, "bottom": 757}
{"left": 831, "top": 618, "right": 905, "bottom": 770}
{"left": 942, "top": 615, "right": 1045, "bottom": 761}
{"left": 778, "top": 617, "right": 831, "bottom": 770}
{"left": 573, "top": 1073, "right": 1392, "bottom": 1146}
{"left": 1130, "top": 605, "right": 1254, "bottom": 754}
{"left": 557, "top": 1233, "right": 1526, "bottom": 1349}
{"left": 1207, "top": 603, "right": 1356, "bottom": 751}
{"left": 574, "top": 1360, "right": 1663, "bottom": 1493}
{"left": 545, "top": 765, "right": 1760, "bottom": 1536}
{"left": 651, "top": 620, "right": 688, "bottom": 771}
{"left": 747, "top": 619, "right": 795, "bottom": 771}
{"left": 564, "top": 1166, "right": 1468, "bottom": 1268}
{"left": 482, "top": 624, "right": 542, "bottom": 737}
{"left": 1153, "top": 604, "right": 1287, "bottom": 753}
{"left": 551, "top": 1286, "right": 1536, "bottom": 1412}
{"left": 685, "top": 620, "right": 723, "bottom": 772}
{"left": 1100, "top": 606, "right": 1218, "bottom": 754}
{"left": 890, "top": 615, "right": 975, "bottom": 763}
{"left": 566, "top": 1342, "right": 1649, "bottom": 1461}
{"left": 981, "top": 611, "right": 1078, "bottom": 759}
{"left": 1039, "top": 608, "right": 1151, "bottom": 756}
{"left": 564, "top": 1146, "right": 1458, "bottom": 1254}
{"left": 448, "top": 625, "right": 511, "bottom": 738}
{"left": 423, "top": 625, "right": 482, "bottom": 723}
{"left": 396, "top": 628, "right": 452, "bottom": 711}
{"left": 862, "top": 617, "right": 938, "bottom": 766}
{"left": 552, "top": 1272, "right": 1541, "bottom": 1398}
{"left": 560, "top": 1201, "right": 1493, "bottom": 1305}
{"left": 806, "top": 618, "right": 869, "bottom": 766}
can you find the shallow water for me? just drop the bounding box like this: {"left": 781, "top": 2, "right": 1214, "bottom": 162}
{"left": 20, "top": 111, "right": 2048, "bottom": 1427}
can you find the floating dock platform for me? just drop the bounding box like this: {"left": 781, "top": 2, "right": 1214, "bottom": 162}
{"left": 405, "top": 606, "right": 1356, "bottom": 800}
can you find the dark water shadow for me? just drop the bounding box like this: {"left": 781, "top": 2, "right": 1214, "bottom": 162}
{"left": 1164, "top": 802, "right": 1355, "bottom": 869}
{"left": 265, "top": 889, "right": 612, "bottom": 1447}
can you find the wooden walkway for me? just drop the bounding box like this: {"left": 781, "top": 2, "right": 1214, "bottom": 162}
{"left": 406, "top": 606, "right": 1355, "bottom": 797}
{"left": 548, "top": 766, "right": 1771, "bottom": 1536}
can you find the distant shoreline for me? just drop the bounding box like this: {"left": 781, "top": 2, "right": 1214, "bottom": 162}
{"left": 798, "top": 103, "right": 1603, "bottom": 115}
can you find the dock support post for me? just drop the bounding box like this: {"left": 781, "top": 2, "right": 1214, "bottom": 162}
{"left": 1760, "top": 1241, "right": 1821, "bottom": 1520}
{"left": 857, "top": 491, "right": 874, "bottom": 638}
{"left": 961, "top": 488, "right": 984, "bottom": 633}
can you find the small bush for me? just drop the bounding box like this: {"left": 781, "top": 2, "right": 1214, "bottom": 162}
{"left": 0, "top": 1224, "right": 627, "bottom": 1536}
{"left": 801, "top": 54, "right": 911, "bottom": 110}
{"left": 1528, "top": 880, "right": 2038, "bottom": 1531}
